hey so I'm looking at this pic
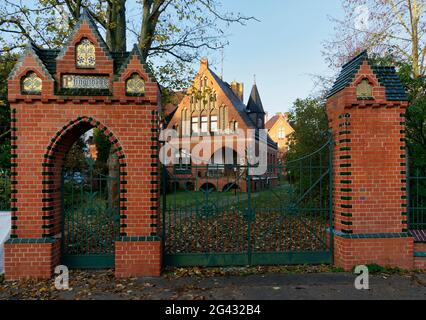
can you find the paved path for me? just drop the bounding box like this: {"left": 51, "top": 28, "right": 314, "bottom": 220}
{"left": 2, "top": 270, "right": 424, "bottom": 300}
{"left": 0, "top": 211, "right": 11, "bottom": 273}
{"left": 105, "top": 273, "right": 426, "bottom": 300}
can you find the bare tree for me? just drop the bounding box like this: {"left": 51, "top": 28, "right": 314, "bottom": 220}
{"left": 324, "top": 0, "right": 426, "bottom": 79}
{"left": 0, "top": 0, "right": 257, "bottom": 89}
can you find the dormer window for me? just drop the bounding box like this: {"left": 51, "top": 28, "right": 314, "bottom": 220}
{"left": 76, "top": 38, "right": 96, "bottom": 68}
{"left": 126, "top": 73, "right": 145, "bottom": 96}
{"left": 21, "top": 72, "right": 42, "bottom": 95}
{"left": 356, "top": 78, "right": 373, "bottom": 99}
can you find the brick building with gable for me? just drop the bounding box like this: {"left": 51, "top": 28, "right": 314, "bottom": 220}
{"left": 164, "top": 58, "right": 279, "bottom": 192}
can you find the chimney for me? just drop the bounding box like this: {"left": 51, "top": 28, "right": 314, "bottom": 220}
{"left": 230, "top": 81, "right": 244, "bottom": 102}
{"left": 265, "top": 112, "right": 269, "bottom": 123}
{"left": 200, "top": 58, "right": 209, "bottom": 70}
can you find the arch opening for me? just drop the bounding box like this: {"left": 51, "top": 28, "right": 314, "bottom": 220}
{"left": 42, "top": 117, "right": 126, "bottom": 269}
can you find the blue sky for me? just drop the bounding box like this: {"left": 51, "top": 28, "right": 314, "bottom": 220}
{"left": 125, "top": 0, "right": 344, "bottom": 114}
{"left": 214, "top": 0, "right": 344, "bottom": 114}
{"left": 21, "top": 0, "right": 344, "bottom": 115}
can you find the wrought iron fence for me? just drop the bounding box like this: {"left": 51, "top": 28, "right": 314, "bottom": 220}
{"left": 408, "top": 169, "right": 426, "bottom": 231}
{"left": 0, "top": 169, "right": 10, "bottom": 211}
{"left": 161, "top": 137, "right": 333, "bottom": 267}
{"left": 61, "top": 167, "right": 121, "bottom": 269}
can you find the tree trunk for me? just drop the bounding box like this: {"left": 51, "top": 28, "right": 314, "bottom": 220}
{"left": 139, "top": 1, "right": 163, "bottom": 61}
{"left": 107, "top": 152, "right": 120, "bottom": 209}
{"left": 106, "top": 0, "right": 127, "bottom": 52}
{"left": 409, "top": 0, "right": 420, "bottom": 78}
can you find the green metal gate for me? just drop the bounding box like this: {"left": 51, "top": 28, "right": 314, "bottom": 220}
{"left": 407, "top": 169, "right": 426, "bottom": 242}
{"left": 161, "top": 138, "right": 333, "bottom": 267}
{"left": 61, "top": 165, "right": 120, "bottom": 269}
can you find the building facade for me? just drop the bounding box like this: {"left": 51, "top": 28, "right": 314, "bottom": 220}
{"left": 266, "top": 112, "right": 295, "bottom": 160}
{"left": 165, "top": 59, "right": 278, "bottom": 192}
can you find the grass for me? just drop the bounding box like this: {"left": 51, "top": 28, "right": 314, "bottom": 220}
{"left": 363, "top": 264, "right": 404, "bottom": 275}
{"left": 162, "top": 183, "right": 298, "bottom": 210}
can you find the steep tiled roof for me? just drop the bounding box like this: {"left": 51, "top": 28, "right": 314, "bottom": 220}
{"left": 36, "top": 48, "right": 60, "bottom": 75}
{"left": 327, "top": 50, "right": 408, "bottom": 101}
{"left": 56, "top": 8, "right": 113, "bottom": 62}
{"left": 208, "top": 68, "right": 256, "bottom": 129}
{"left": 371, "top": 66, "right": 408, "bottom": 101}
{"left": 247, "top": 84, "right": 265, "bottom": 114}
{"left": 10, "top": 10, "right": 157, "bottom": 96}
{"left": 111, "top": 52, "right": 131, "bottom": 76}
{"left": 113, "top": 44, "right": 156, "bottom": 82}
{"left": 208, "top": 68, "right": 277, "bottom": 149}
{"left": 265, "top": 114, "right": 280, "bottom": 130}
{"left": 327, "top": 51, "right": 368, "bottom": 99}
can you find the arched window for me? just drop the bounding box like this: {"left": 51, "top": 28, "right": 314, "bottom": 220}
{"left": 201, "top": 113, "right": 209, "bottom": 133}
{"left": 210, "top": 114, "right": 218, "bottom": 133}
{"left": 191, "top": 115, "right": 199, "bottom": 134}
{"left": 278, "top": 128, "right": 285, "bottom": 139}
{"left": 220, "top": 106, "right": 228, "bottom": 131}
{"left": 76, "top": 38, "right": 96, "bottom": 68}
{"left": 190, "top": 95, "right": 197, "bottom": 113}
{"left": 181, "top": 108, "right": 190, "bottom": 136}
{"left": 126, "top": 73, "right": 145, "bottom": 95}
{"left": 174, "top": 149, "right": 191, "bottom": 174}
{"left": 21, "top": 72, "right": 42, "bottom": 95}
{"left": 230, "top": 121, "right": 238, "bottom": 132}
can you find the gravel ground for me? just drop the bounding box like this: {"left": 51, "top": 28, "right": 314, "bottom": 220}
{"left": 0, "top": 266, "right": 425, "bottom": 300}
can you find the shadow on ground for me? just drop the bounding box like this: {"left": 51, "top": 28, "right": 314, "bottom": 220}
{"left": 0, "top": 266, "right": 425, "bottom": 300}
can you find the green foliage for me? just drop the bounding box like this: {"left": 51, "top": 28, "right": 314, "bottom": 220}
{"left": 368, "top": 54, "right": 426, "bottom": 173}
{"left": 63, "top": 138, "right": 88, "bottom": 173}
{"left": 0, "top": 171, "right": 10, "bottom": 210}
{"left": 0, "top": 54, "right": 17, "bottom": 170}
{"left": 285, "top": 98, "right": 330, "bottom": 163}
{"left": 0, "top": 1, "right": 255, "bottom": 92}
{"left": 361, "top": 264, "right": 403, "bottom": 275}
{"left": 406, "top": 95, "right": 426, "bottom": 171}
{"left": 93, "top": 129, "right": 112, "bottom": 167}
{"left": 395, "top": 61, "right": 426, "bottom": 172}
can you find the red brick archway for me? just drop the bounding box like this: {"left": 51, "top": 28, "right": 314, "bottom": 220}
{"left": 5, "top": 10, "right": 162, "bottom": 280}
{"left": 42, "top": 116, "right": 127, "bottom": 239}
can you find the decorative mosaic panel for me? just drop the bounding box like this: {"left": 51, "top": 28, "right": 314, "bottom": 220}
{"left": 126, "top": 74, "right": 145, "bottom": 95}
{"left": 21, "top": 72, "right": 42, "bottom": 94}
{"left": 62, "top": 75, "right": 109, "bottom": 89}
{"left": 76, "top": 38, "right": 96, "bottom": 68}
{"left": 356, "top": 79, "right": 373, "bottom": 99}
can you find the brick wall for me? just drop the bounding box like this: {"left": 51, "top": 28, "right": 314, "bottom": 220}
{"left": 4, "top": 240, "right": 60, "bottom": 280}
{"left": 414, "top": 243, "right": 426, "bottom": 269}
{"left": 115, "top": 239, "right": 162, "bottom": 277}
{"left": 327, "top": 60, "right": 414, "bottom": 271}
{"left": 5, "top": 17, "right": 162, "bottom": 280}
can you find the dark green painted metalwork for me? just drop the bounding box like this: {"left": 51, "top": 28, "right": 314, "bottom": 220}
{"left": 0, "top": 169, "right": 10, "bottom": 211}
{"left": 61, "top": 161, "right": 120, "bottom": 269}
{"left": 161, "top": 137, "right": 333, "bottom": 267}
{"left": 408, "top": 169, "right": 426, "bottom": 231}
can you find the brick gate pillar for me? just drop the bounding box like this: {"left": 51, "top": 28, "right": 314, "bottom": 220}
{"left": 5, "top": 10, "right": 162, "bottom": 280}
{"left": 326, "top": 51, "right": 414, "bottom": 271}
